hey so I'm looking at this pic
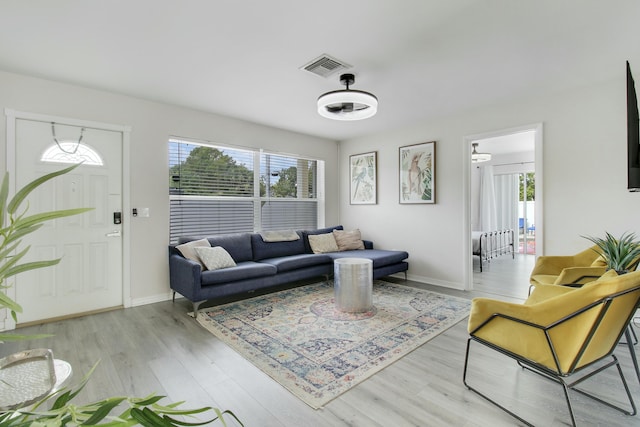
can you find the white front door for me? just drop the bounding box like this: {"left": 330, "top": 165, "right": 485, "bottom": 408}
{"left": 13, "top": 118, "right": 124, "bottom": 324}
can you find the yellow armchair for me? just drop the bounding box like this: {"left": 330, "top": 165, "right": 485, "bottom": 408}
{"left": 529, "top": 245, "right": 606, "bottom": 287}
{"left": 464, "top": 269, "right": 640, "bottom": 426}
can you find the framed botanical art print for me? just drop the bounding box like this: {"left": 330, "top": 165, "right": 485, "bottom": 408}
{"left": 349, "top": 151, "right": 377, "bottom": 204}
{"left": 399, "top": 141, "right": 435, "bottom": 204}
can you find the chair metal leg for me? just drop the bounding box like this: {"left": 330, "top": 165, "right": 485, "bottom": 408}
{"left": 518, "top": 353, "right": 636, "bottom": 418}
{"left": 560, "top": 381, "right": 577, "bottom": 427}
{"left": 463, "top": 338, "right": 535, "bottom": 426}
{"left": 619, "top": 323, "right": 638, "bottom": 345}
{"left": 570, "top": 355, "right": 637, "bottom": 417}
{"left": 464, "top": 338, "right": 636, "bottom": 427}
{"left": 624, "top": 325, "right": 640, "bottom": 385}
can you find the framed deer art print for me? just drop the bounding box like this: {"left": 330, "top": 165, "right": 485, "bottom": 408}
{"left": 399, "top": 141, "right": 435, "bottom": 204}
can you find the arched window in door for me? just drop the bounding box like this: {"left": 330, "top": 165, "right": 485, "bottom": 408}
{"left": 40, "top": 141, "right": 104, "bottom": 166}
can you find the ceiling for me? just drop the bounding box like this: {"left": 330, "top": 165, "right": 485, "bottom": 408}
{"left": 0, "top": 0, "right": 639, "bottom": 142}
{"left": 474, "top": 130, "right": 535, "bottom": 158}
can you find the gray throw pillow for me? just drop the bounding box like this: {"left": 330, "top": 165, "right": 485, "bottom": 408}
{"left": 308, "top": 233, "right": 339, "bottom": 254}
{"left": 175, "top": 238, "right": 211, "bottom": 266}
{"left": 194, "top": 246, "right": 237, "bottom": 271}
{"left": 333, "top": 229, "right": 365, "bottom": 251}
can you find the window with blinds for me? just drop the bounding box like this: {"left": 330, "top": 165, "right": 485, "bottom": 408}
{"left": 169, "top": 139, "right": 320, "bottom": 243}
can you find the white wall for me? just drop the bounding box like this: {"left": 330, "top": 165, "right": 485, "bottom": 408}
{"left": 340, "top": 76, "right": 640, "bottom": 289}
{"left": 0, "top": 70, "right": 339, "bottom": 304}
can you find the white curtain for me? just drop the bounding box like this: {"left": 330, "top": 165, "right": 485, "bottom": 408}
{"left": 493, "top": 174, "right": 519, "bottom": 232}
{"left": 479, "top": 167, "right": 519, "bottom": 233}
{"left": 479, "top": 165, "right": 497, "bottom": 231}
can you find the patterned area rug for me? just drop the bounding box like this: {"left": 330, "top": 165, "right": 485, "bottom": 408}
{"left": 196, "top": 280, "right": 471, "bottom": 409}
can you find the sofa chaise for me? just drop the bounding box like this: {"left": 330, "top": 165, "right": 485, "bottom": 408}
{"left": 168, "top": 225, "right": 409, "bottom": 316}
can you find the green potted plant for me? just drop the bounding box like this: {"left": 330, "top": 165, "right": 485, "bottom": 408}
{"left": 0, "top": 164, "right": 242, "bottom": 426}
{"left": 582, "top": 231, "right": 640, "bottom": 274}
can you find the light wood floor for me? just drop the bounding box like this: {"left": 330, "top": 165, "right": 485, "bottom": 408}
{"left": 473, "top": 253, "right": 535, "bottom": 300}
{"left": 3, "top": 264, "right": 640, "bottom": 426}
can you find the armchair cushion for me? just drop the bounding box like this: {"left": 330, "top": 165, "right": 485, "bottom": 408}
{"left": 553, "top": 266, "right": 607, "bottom": 286}
{"left": 523, "top": 282, "right": 576, "bottom": 305}
{"left": 530, "top": 245, "right": 604, "bottom": 287}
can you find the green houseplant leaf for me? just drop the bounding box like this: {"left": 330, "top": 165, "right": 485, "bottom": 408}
{"left": 0, "top": 171, "right": 9, "bottom": 229}
{"left": 582, "top": 231, "right": 640, "bottom": 273}
{"left": 6, "top": 163, "right": 80, "bottom": 215}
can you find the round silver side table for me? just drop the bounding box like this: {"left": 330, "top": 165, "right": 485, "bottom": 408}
{"left": 334, "top": 257, "right": 373, "bottom": 313}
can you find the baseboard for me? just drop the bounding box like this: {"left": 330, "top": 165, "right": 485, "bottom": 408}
{"left": 403, "top": 273, "right": 464, "bottom": 290}
{"left": 17, "top": 306, "right": 123, "bottom": 328}
{"left": 130, "top": 292, "right": 174, "bottom": 307}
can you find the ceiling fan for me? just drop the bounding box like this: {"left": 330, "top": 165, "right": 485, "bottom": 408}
{"left": 317, "top": 73, "right": 378, "bottom": 120}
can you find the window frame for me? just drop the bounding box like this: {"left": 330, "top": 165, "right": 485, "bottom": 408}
{"left": 169, "top": 138, "right": 323, "bottom": 243}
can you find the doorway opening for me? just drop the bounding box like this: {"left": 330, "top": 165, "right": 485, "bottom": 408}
{"left": 464, "top": 124, "right": 543, "bottom": 299}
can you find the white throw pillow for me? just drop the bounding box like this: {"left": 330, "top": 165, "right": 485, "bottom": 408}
{"left": 308, "top": 233, "right": 339, "bottom": 254}
{"left": 194, "top": 246, "right": 237, "bottom": 271}
{"left": 175, "top": 238, "right": 211, "bottom": 266}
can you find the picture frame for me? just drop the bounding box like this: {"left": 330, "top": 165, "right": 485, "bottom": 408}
{"left": 399, "top": 141, "right": 436, "bottom": 204}
{"left": 349, "top": 151, "right": 377, "bottom": 204}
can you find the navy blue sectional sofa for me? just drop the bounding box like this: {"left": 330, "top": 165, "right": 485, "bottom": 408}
{"left": 168, "top": 225, "right": 409, "bottom": 316}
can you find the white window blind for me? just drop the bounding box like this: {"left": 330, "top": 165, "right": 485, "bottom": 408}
{"left": 169, "top": 139, "right": 319, "bottom": 243}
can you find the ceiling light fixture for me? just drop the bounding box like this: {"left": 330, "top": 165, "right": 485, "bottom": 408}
{"left": 471, "top": 143, "right": 492, "bottom": 163}
{"left": 317, "top": 73, "right": 378, "bottom": 121}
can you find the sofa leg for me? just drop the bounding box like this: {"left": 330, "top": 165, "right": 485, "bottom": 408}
{"left": 404, "top": 271, "right": 408, "bottom": 281}
{"left": 193, "top": 300, "right": 205, "bottom": 319}
{"left": 172, "top": 291, "right": 176, "bottom": 303}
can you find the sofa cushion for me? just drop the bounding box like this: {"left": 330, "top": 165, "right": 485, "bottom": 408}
{"left": 327, "top": 249, "right": 409, "bottom": 269}
{"left": 333, "top": 229, "right": 365, "bottom": 251}
{"left": 194, "top": 246, "right": 236, "bottom": 271}
{"left": 200, "top": 261, "right": 277, "bottom": 286}
{"left": 259, "top": 253, "right": 333, "bottom": 273}
{"left": 301, "top": 225, "right": 344, "bottom": 253}
{"left": 251, "top": 232, "right": 306, "bottom": 261}
{"left": 175, "top": 238, "right": 211, "bottom": 266}
{"left": 308, "top": 233, "right": 339, "bottom": 254}
{"left": 205, "top": 233, "right": 254, "bottom": 262}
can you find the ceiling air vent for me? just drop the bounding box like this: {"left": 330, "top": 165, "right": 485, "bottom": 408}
{"left": 301, "top": 54, "right": 351, "bottom": 78}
